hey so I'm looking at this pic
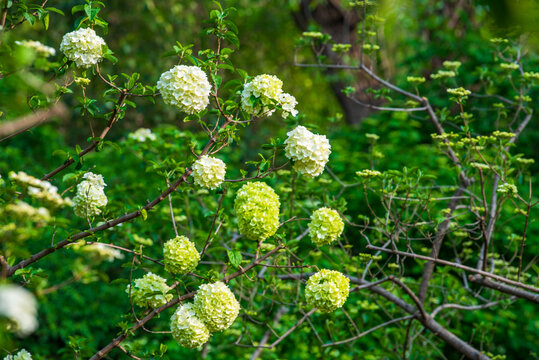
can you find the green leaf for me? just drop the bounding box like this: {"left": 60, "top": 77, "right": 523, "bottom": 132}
{"left": 161, "top": 49, "right": 178, "bottom": 58}
{"left": 71, "top": 5, "right": 85, "bottom": 14}
{"left": 227, "top": 250, "right": 242, "bottom": 268}
{"left": 46, "top": 7, "right": 65, "bottom": 16}
{"left": 43, "top": 12, "right": 49, "bottom": 30}
{"left": 140, "top": 208, "right": 147, "bottom": 221}
{"left": 23, "top": 13, "right": 36, "bottom": 25}
{"left": 84, "top": 4, "right": 100, "bottom": 21}
{"left": 62, "top": 173, "right": 77, "bottom": 184}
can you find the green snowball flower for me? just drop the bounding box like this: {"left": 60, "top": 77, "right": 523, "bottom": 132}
{"left": 234, "top": 182, "right": 280, "bottom": 241}
{"left": 170, "top": 303, "right": 210, "bottom": 348}
{"left": 193, "top": 282, "right": 240, "bottom": 332}
{"left": 127, "top": 272, "right": 173, "bottom": 308}
{"left": 305, "top": 269, "right": 350, "bottom": 313}
{"left": 164, "top": 236, "right": 200, "bottom": 275}
{"left": 309, "top": 207, "right": 344, "bottom": 246}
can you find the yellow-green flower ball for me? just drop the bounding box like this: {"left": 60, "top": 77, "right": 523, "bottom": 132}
{"left": 170, "top": 303, "right": 210, "bottom": 348}
{"left": 163, "top": 236, "right": 200, "bottom": 275}
{"left": 309, "top": 207, "right": 344, "bottom": 246}
{"left": 193, "top": 282, "right": 240, "bottom": 332}
{"left": 127, "top": 272, "right": 173, "bottom": 308}
{"left": 305, "top": 269, "right": 350, "bottom": 313}
{"left": 234, "top": 182, "right": 280, "bottom": 241}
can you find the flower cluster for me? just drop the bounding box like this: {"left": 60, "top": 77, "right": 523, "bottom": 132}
{"left": 15, "top": 40, "right": 55, "bottom": 57}
{"left": 442, "top": 60, "right": 461, "bottom": 71}
{"left": 447, "top": 87, "right": 471, "bottom": 98}
{"left": 2, "top": 201, "right": 50, "bottom": 222}
{"left": 73, "top": 172, "right": 108, "bottom": 218}
{"left": 193, "top": 282, "right": 240, "bottom": 332}
{"left": 60, "top": 28, "right": 105, "bottom": 68}
{"left": 356, "top": 169, "right": 381, "bottom": 178}
{"left": 241, "top": 74, "right": 297, "bottom": 118}
{"left": 305, "top": 269, "right": 350, "bottom": 313}
{"left": 0, "top": 285, "right": 38, "bottom": 337}
{"left": 170, "top": 303, "right": 210, "bottom": 348}
{"left": 128, "top": 128, "right": 156, "bottom": 142}
{"left": 9, "top": 171, "right": 71, "bottom": 208}
{"left": 492, "top": 131, "right": 515, "bottom": 140}
{"left": 406, "top": 76, "right": 426, "bottom": 84}
{"left": 234, "top": 182, "right": 280, "bottom": 241}
{"left": 431, "top": 70, "right": 455, "bottom": 79}
{"left": 302, "top": 31, "right": 324, "bottom": 39}
{"left": 157, "top": 65, "right": 211, "bottom": 114}
{"left": 3, "top": 349, "right": 33, "bottom": 360}
{"left": 127, "top": 273, "right": 173, "bottom": 308}
{"left": 497, "top": 183, "right": 518, "bottom": 197}
{"left": 309, "top": 208, "right": 344, "bottom": 246}
{"left": 278, "top": 93, "right": 299, "bottom": 118}
{"left": 192, "top": 155, "right": 226, "bottom": 189}
{"left": 284, "top": 125, "right": 331, "bottom": 177}
{"left": 332, "top": 43, "right": 352, "bottom": 53}
{"left": 163, "top": 236, "right": 200, "bottom": 275}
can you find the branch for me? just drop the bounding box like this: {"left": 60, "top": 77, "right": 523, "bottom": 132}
{"left": 367, "top": 245, "right": 539, "bottom": 293}
{"left": 0, "top": 103, "right": 69, "bottom": 142}
{"left": 280, "top": 273, "right": 491, "bottom": 359}
{"left": 417, "top": 186, "right": 468, "bottom": 302}
{"left": 431, "top": 299, "right": 508, "bottom": 318}
{"left": 249, "top": 306, "right": 287, "bottom": 360}
{"left": 468, "top": 275, "right": 539, "bottom": 303}
{"left": 322, "top": 315, "right": 413, "bottom": 347}
{"left": 41, "top": 90, "right": 128, "bottom": 180}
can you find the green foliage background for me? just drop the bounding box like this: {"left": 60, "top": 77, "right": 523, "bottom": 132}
{"left": 0, "top": 0, "right": 537, "bottom": 359}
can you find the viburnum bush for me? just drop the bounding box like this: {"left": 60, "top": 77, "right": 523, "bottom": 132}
{"left": 0, "top": 1, "right": 537, "bottom": 360}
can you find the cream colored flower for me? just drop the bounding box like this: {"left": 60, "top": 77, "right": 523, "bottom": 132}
{"left": 60, "top": 28, "right": 105, "bottom": 68}
{"left": 127, "top": 273, "right": 172, "bottom": 308}
{"left": 157, "top": 65, "right": 211, "bottom": 114}
{"left": 170, "top": 303, "right": 210, "bottom": 348}
{"left": 284, "top": 125, "right": 331, "bottom": 177}
{"left": 16, "top": 40, "right": 55, "bottom": 57}
{"left": 192, "top": 155, "right": 226, "bottom": 189}
{"left": 0, "top": 285, "right": 38, "bottom": 337}
{"left": 3, "top": 349, "right": 33, "bottom": 360}
{"left": 73, "top": 172, "right": 107, "bottom": 218}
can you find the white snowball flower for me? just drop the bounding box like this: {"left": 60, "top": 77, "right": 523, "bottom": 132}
{"left": 170, "top": 303, "right": 210, "bottom": 348}
{"left": 60, "top": 28, "right": 106, "bottom": 68}
{"left": 15, "top": 40, "right": 55, "bottom": 57}
{"left": 278, "top": 93, "right": 298, "bottom": 118}
{"left": 72, "top": 172, "right": 107, "bottom": 218}
{"left": 241, "top": 74, "right": 283, "bottom": 117}
{"left": 0, "top": 285, "right": 38, "bottom": 337}
{"left": 192, "top": 155, "right": 226, "bottom": 189}
{"left": 3, "top": 349, "right": 33, "bottom": 360}
{"left": 284, "top": 125, "right": 331, "bottom": 177}
{"left": 128, "top": 128, "right": 156, "bottom": 142}
{"left": 3, "top": 201, "right": 50, "bottom": 222}
{"left": 157, "top": 65, "right": 211, "bottom": 114}
{"left": 127, "top": 272, "right": 173, "bottom": 308}
{"left": 8, "top": 171, "right": 70, "bottom": 208}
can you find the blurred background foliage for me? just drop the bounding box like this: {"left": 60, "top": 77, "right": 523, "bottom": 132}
{"left": 0, "top": 0, "right": 538, "bottom": 359}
